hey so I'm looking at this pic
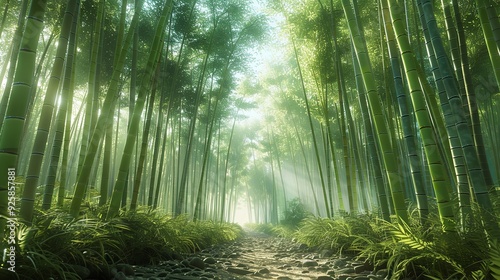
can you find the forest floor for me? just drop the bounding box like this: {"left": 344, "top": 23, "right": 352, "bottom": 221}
{"left": 108, "top": 230, "right": 388, "bottom": 280}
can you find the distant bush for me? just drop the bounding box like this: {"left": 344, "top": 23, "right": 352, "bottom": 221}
{"left": 245, "top": 223, "right": 275, "bottom": 235}
{"left": 280, "top": 198, "right": 310, "bottom": 229}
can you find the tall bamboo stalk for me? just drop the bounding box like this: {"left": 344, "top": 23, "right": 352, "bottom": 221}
{"left": 342, "top": 0, "right": 408, "bottom": 223}
{"left": 19, "top": 0, "right": 79, "bottom": 224}
{"left": 0, "top": 0, "right": 47, "bottom": 244}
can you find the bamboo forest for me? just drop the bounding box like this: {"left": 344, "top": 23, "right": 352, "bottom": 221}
{"left": 0, "top": 0, "right": 500, "bottom": 279}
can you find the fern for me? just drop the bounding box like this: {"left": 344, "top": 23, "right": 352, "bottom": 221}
{"left": 13, "top": 206, "right": 244, "bottom": 278}
{"left": 472, "top": 269, "right": 486, "bottom": 280}
{"left": 389, "top": 220, "right": 430, "bottom": 250}
{"left": 490, "top": 240, "right": 500, "bottom": 280}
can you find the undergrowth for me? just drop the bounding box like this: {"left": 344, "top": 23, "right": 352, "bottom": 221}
{"left": 1, "top": 205, "right": 243, "bottom": 279}
{"left": 252, "top": 203, "right": 500, "bottom": 280}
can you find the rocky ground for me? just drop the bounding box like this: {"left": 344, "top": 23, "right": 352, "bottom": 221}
{"left": 82, "top": 231, "right": 389, "bottom": 280}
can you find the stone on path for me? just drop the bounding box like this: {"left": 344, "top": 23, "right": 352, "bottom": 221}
{"left": 320, "top": 249, "right": 334, "bottom": 258}
{"left": 258, "top": 267, "right": 270, "bottom": 274}
{"left": 203, "top": 256, "right": 217, "bottom": 264}
{"left": 188, "top": 257, "right": 205, "bottom": 269}
{"left": 302, "top": 259, "right": 319, "bottom": 267}
{"left": 338, "top": 266, "right": 355, "bottom": 274}
{"left": 226, "top": 266, "right": 253, "bottom": 275}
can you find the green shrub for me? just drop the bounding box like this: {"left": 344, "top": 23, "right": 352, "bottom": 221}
{"left": 292, "top": 207, "right": 498, "bottom": 279}
{"left": 294, "top": 213, "right": 381, "bottom": 254}
{"left": 6, "top": 206, "right": 243, "bottom": 279}
{"left": 280, "top": 198, "right": 310, "bottom": 229}
{"left": 245, "top": 223, "right": 276, "bottom": 235}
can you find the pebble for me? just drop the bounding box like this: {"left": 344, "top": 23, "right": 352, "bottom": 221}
{"left": 112, "top": 271, "right": 128, "bottom": 280}
{"left": 338, "top": 266, "right": 356, "bottom": 274}
{"left": 225, "top": 267, "right": 253, "bottom": 275}
{"left": 258, "top": 267, "right": 270, "bottom": 274}
{"left": 302, "top": 259, "right": 319, "bottom": 267}
{"left": 188, "top": 257, "right": 205, "bottom": 269}
{"left": 203, "top": 257, "right": 217, "bottom": 264}
{"left": 320, "top": 249, "right": 334, "bottom": 258}
{"left": 333, "top": 258, "right": 348, "bottom": 268}
{"left": 117, "top": 264, "right": 135, "bottom": 276}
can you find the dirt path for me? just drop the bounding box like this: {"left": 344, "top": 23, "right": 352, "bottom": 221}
{"left": 110, "top": 231, "right": 388, "bottom": 280}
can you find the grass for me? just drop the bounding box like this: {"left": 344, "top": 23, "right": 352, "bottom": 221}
{"left": 251, "top": 202, "right": 500, "bottom": 280}
{"left": 1, "top": 205, "right": 243, "bottom": 279}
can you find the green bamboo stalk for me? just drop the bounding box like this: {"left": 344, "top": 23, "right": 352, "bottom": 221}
{"left": 99, "top": 116, "right": 112, "bottom": 206}
{"left": 342, "top": 0, "right": 408, "bottom": 223}
{"left": 147, "top": 85, "right": 166, "bottom": 208}
{"left": 475, "top": 0, "right": 500, "bottom": 88}
{"left": 0, "top": 0, "right": 10, "bottom": 38}
{"left": 69, "top": 0, "right": 145, "bottom": 218}
{"left": 147, "top": 21, "right": 175, "bottom": 208}
{"left": 152, "top": 109, "right": 171, "bottom": 209}
{"left": 381, "top": 0, "right": 428, "bottom": 220}
{"left": 42, "top": 1, "right": 80, "bottom": 210}
{"left": 130, "top": 60, "right": 161, "bottom": 211}
{"left": 0, "top": 0, "right": 47, "bottom": 243}
{"left": 387, "top": 0, "right": 455, "bottom": 231}
{"left": 420, "top": 0, "right": 499, "bottom": 236}
{"left": 452, "top": 0, "right": 495, "bottom": 189}
{"left": 76, "top": 0, "right": 105, "bottom": 177}
{"left": 58, "top": 11, "right": 79, "bottom": 208}
{"left": 351, "top": 30, "right": 391, "bottom": 220}
{"left": 19, "top": 0, "right": 78, "bottom": 224}
{"left": 219, "top": 113, "right": 237, "bottom": 222}
{"left": 0, "top": 0, "right": 28, "bottom": 130}
{"left": 292, "top": 38, "right": 331, "bottom": 218}
{"left": 440, "top": 0, "right": 466, "bottom": 112}
{"left": 485, "top": 1, "right": 500, "bottom": 53}
{"left": 416, "top": 1, "right": 467, "bottom": 217}
{"left": 294, "top": 123, "right": 321, "bottom": 216}
{"left": 106, "top": 0, "right": 173, "bottom": 220}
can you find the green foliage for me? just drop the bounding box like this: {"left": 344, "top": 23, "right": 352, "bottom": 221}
{"left": 245, "top": 222, "right": 295, "bottom": 238}
{"left": 12, "top": 209, "right": 122, "bottom": 279}
{"left": 6, "top": 206, "right": 243, "bottom": 279}
{"left": 490, "top": 240, "right": 500, "bottom": 280}
{"left": 271, "top": 224, "right": 296, "bottom": 238}
{"left": 246, "top": 223, "right": 276, "bottom": 235}
{"left": 356, "top": 213, "right": 483, "bottom": 279}
{"left": 288, "top": 208, "right": 500, "bottom": 279}
{"left": 280, "top": 198, "right": 310, "bottom": 229}
{"left": 294, "top": 213, "right": 381, "bottom": 254}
